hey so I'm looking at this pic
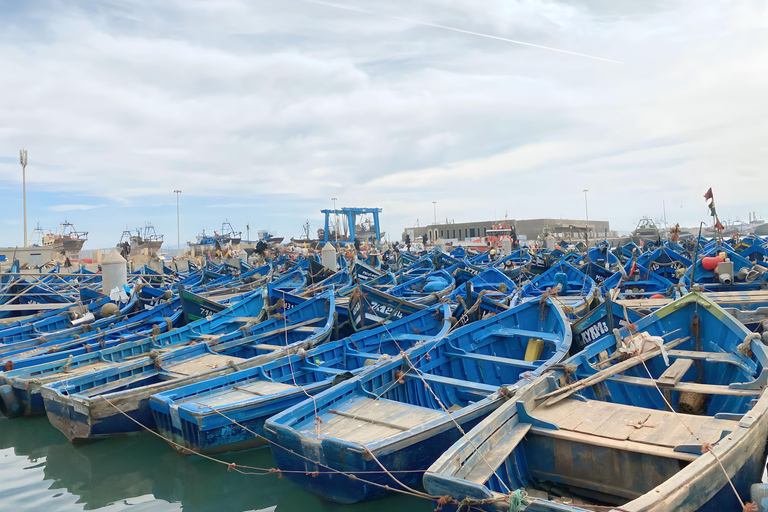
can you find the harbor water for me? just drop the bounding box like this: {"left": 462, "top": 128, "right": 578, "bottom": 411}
{"left": 0, "top": 416, "right": 432, "bottom": 512}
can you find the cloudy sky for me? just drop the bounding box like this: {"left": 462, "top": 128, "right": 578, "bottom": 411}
{"left": 1, "top": 0, "right": 766, "bottom": 249}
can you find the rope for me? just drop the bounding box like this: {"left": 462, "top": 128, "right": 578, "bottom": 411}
{"left": 508, "top": 489, "right": 529, "bottom": 512}
{"left": 98, "top": 394, "right": 469, "bottom": 504}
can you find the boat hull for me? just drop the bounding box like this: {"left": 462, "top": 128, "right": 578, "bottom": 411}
{"left": 266, "top": 402, "right": 495, "bottom": 504}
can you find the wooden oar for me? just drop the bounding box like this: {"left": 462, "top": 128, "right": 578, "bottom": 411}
{"left": 539, "top": 335, "right": 690, "bottom": 407}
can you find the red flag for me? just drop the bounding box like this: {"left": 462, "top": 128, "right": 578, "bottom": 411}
{"left": 714, "top": 219, "right": 725, "bottom": 231}
{"left": 703, "top": 188, "right": 713, "bottom": 201}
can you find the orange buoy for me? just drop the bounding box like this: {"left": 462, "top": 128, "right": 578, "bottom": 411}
{"left": 702, "top": 256, "right": 723, "bottom": 271}
{"left": 650, "top": 293, "right": 665, "bottom": 299}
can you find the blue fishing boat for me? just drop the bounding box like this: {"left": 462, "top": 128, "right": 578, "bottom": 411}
{"left": 423, "top": 292, "right": 768, "bottom": 512}
{"left": 149, "top": 303, "right": 452, "bottom": 455}
{"left": 0, "top": 296, "right": 141, "bottom": 360}
{"left": 601, "top": 261, "right": 676, "bottom": 300}
{"left": 264, "top": 297, "right": 571, "bottom": 503}
{"left": 578, "top": 240, "right": 620, "bottom": 268}
{"left": 178, "top": 285, "right": 228, "bottom": 323}
{"left": 683, "top": 244, "right": 765, "bottom": 293}
{"left": 0, "top": 289, "right": 267, "bottom": 419}
{"left": 570, "top": 297, "right": 643, "bottom": 352}
{"left": 346, "top": 284, "right": 426, "bottom": 332}
{"left": 520, "top": 261, "right": 598, "bottom": 319}
{"left": 449, "top": 267, "right": 519, "bottom": 328}
{"left": 39, "top": 292, "right": 334, "bottom": 441}
{"left": 617, "top": 240, "right": 641, "bottom": 262}
{"left": 389, "top": 269, "right": 455, "bottom": 305}
{"left": 636, "top": 245, "right": 692, "bottom": 282}
{"left": 269, "top": 268, "right": 307, "bottom": 292}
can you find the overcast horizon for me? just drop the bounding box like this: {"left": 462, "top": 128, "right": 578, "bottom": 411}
{"left": 2, "top": 0, "right": 767, "bottom": 249}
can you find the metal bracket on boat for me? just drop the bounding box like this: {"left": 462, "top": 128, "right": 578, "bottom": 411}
{"left": 169, "top": 404, "right": 182, "bottom": 430}
{"left": 714, "top": 412, "right": 744, "bottom": 421}
{"left": 673, "top": 444, "right": 705, "bottom": 455}
{"left": 674, "top": 430, "right": 732, "bottom": 455}
{"left": 729, "top": 368, "right": 768, "bottom": 390}
{"left": 516, "top": 401, "right": 558, "bottom": 430}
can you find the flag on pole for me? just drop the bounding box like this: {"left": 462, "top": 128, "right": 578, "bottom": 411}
{"left": 703, "top": 188, "right": 713, "bottom": 201}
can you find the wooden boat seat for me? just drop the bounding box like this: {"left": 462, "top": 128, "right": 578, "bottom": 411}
{"left": 47, "top": 361, "right": 114, "bottom": 379}
{"left": 166, "top": 354, "right": 245, "bottom": 376}
{"left": 252, "top": 343, "right": 286, "bottom": 352}
{"left": 80, "top": 371, "right": 159, "bottom": 397}
{"left": 478, "top": 328, "right": 560, "bottom": 345}
{"left": 390, "top": 334, "right": 429, "bottom": 341}
{"left": 403, "top": 373, "right": 499, "bottom": 396}
{"left": 292, "top": 326, "right": 320, "bottom": 333}
{"left": 444, "top": 351, "right": 538, "bottom": 372}
{"left": 530, "top": 398, "right": 739, "bottom": 461}
{"left": 667, "top": 349, "right": 749, "bottom": 367}
{"left": 313, "top": 397, "right": 445, "bottom": 444}
{"left": 176, "top": 379, "right": 297, "bottom": 409}
{"left": 232, "top": 317, "right": 262, "bottom": 323}
{"left": 607, "top": 374, "right": 762, "bottom": 397}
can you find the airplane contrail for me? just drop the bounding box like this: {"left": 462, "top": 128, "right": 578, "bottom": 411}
{"left": 293, "top": 0, "right": 621, "bottom": 64}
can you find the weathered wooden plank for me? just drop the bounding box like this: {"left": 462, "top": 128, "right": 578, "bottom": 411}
{"left": 0, "top": 303, "right": 75, "bottom": 311}
{"left": 531, "top": 397, "right": 584, "bottom": 426}
{"left": 463, "top": 423, "right": 531, "bottom": 484}
{"left": 591, "top": 408, "right": 652, "bottom": 441}
{"left": 166, "top": 354, "right": 245, "bottom": 376}
{"left": 656, "top": 358, "right": 694, "bottom": 389}
{"left": 530, "top": 426, "right": 698, "bottom": 462}
{"left": 252, "top": 343, "right": 285, "bottom": 352}
{"left": 667, "top": 349, "right": 746, "bottom": 366}
{"left": 609, "top": 374, "right": 762, "bottom": 397}
{"left": 573, "top": 402, "right": 626, "bottom": 435}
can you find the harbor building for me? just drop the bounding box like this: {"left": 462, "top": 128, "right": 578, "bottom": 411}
{"left": 402, "top": 218, "right": 614, "bottom": 244}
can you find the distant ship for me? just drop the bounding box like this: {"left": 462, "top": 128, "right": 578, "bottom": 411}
{"left": 630, "top": 217, "right": 665, "bottom": 244}
{"left": 241, "top": 229, "right": 284, "bottom": 245}
{"left": 190, "top": 222, "right": 242, "bottom": 249}
{"left": 703, "top": 212, "right": 766, "bottom": 236}
{"left": 117, "top": 224, "right": 164, "bottom": 257}
{"left": 27, "top": 221, "right": 88, "bottom": 253}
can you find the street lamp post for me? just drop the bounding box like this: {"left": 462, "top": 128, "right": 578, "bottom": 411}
{"left": 331, "top": 197, "right": 338, "bottom": 243}
{"left": 583, "top": 189, "right": 589, "bottom": 237}
{"left": 432, "top": 201, "right": 437, "bottom": 224}
{"left": 174, "top": 190, "right": 181, "bottom": 257}
{"left": 20, "top": 150, "right": 28, "bottom": 247}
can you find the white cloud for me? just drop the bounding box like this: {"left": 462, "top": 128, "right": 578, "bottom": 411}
{"left": 0, "top": 0, "right": 767, "bottom": 246}
{"left": 49, "top": 204, "right": 105, "bottom": 211}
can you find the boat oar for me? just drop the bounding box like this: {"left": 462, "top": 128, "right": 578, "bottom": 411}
{"left": 539, "top": 335, "right": 690, "bottom": 407}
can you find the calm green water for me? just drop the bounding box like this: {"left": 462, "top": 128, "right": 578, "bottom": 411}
{"left": 0, "top": 416, "right": 432, "bottom": 512}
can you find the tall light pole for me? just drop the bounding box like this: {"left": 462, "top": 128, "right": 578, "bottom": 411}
{"left": 20, "top": 150, "right": 28, "bottom": 247}
{"left": 432, "top": 201, "right": 437, "bottom": 224}
{"left": 174, "top": 190, "right": 181, "bottom": 257}
{"left": 582, "top": 189, "right": 589, "bottom": 236}
{"left": 331, "top": 197, "right": 338, "bottom": 243}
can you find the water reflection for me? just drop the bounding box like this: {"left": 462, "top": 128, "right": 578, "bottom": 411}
{"left": 0, "top": 416, "right": 431, "bottom": 512}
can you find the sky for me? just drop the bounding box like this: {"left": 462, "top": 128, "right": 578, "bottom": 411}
{"left": 1, "top": 0, "right": 767, "bottom": 249}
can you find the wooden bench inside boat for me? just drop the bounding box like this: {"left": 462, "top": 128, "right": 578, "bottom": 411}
{"left": 500, "top": 397, "right": 743, "bottom": 500}
{"left": 177, "top": 380, "right": 298, "bottom": 409}
{"left": 606, "top": 374, "right": 762, "bottom": 397}
{"left": 443, "top": 351, "right": 538, "bottom": 372}
{"left": 165, "top": 354, "right": 246, "bottom": 376}
{"left": 530, "top": 398, "right": 739, "bottom": 461}
{"left": 313, "top": 397, "right": 446, "bottom": 444}
{"left": 477, "top": 328, "right": 560, "bottom": 345}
